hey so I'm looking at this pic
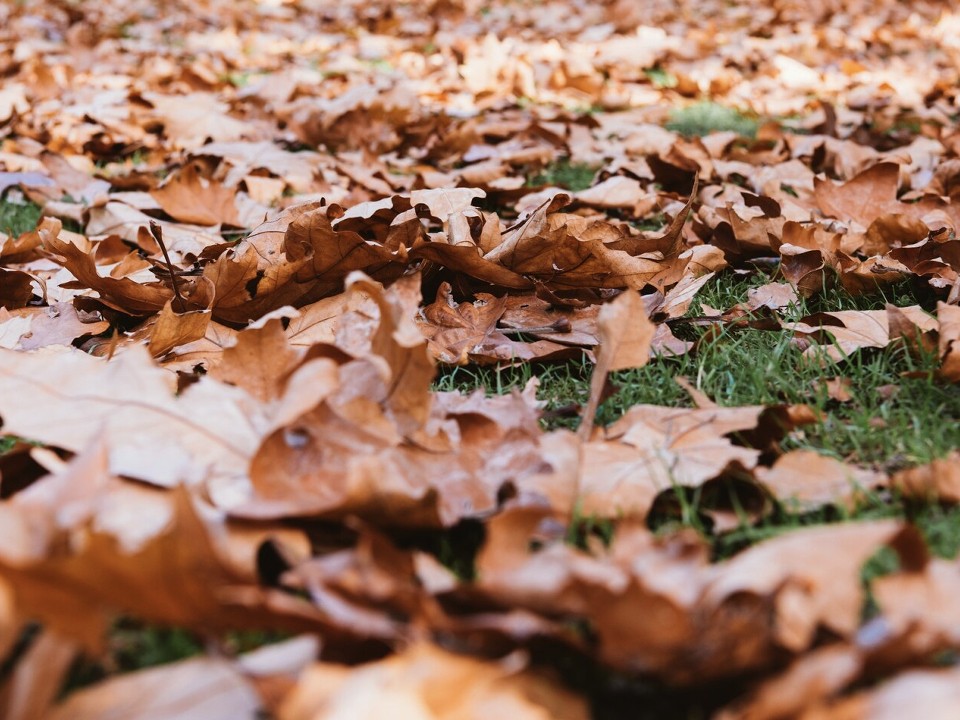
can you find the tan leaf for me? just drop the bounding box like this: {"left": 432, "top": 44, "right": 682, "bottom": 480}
{"left": 0, "top": 345, "right": 261, "bottom": 489}
{"left": 578, "top": 405, "right": 770, "bottom": 518}
{"left": 48, "top": 657, "right": 261, "bottom": 720}
{"left": 0, "top": 630, "right": 78, "bottom": 720}
{"left": 212, "top": 317, "right": 305, "bottom": 402}
{"left": 937, "top": 302, "right": 960, "bottom": 382}
{"left": 703, "top": 521, "right": 913, "bottom": 653}
{"left": 578, "top": 290, "right": 656, "bottom": 439}
{"left": 147, "top": 299, "right": 212, "bottom": 357}
{"left": 814, "top": 162, "right": 949, "bottom": 230}
{"left": 277, "top": 643, "right": 588, "bottom": 720}
{"left": 150, "top": 161, "right": 244, "bottom": 227}
{"left": 143, "top": 92, "right": 251, "bottom": 148}
{"left": 0, "top": 474, "right": 324, "bottom": 647}
{"left": 754, "top": 450, "right": 883, "bottom": 511}
{"left": 890, "top": 452, "right": 960, "bottom": 502}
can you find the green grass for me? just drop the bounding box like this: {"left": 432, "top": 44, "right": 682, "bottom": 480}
{"left": 435, "top": 272, "right": 960, "bottom": 469}
{"left": 644, "top": 66, "right": 678, "bottom": 89}
{"left": 433, "top": 270, "right": 960, "bottom": 573}
{"left": 528, "top": 159, "right": 597, "bottom": 191}
{"left": 434, "top": 358, "right": 593, "bottom": 432}
{"left": 0, "top": 198, "right": 83, "bottom": 236}
{"left": 0, "top": 199, "right": 42, "bottom": 237}
{"left": 633, "top": 212, "right": 667, "bottom": 232}
{"left": 666, "top": 101, "right": 760, "bottom": 138}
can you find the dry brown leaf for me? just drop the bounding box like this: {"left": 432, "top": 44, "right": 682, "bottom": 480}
{"left": 789, "top": 309, "right": 897, "bottom": 361}
{"left": 48, "top": 657, "right": 261, "bottom": 720}
{"left": 85, "top": 201, "right": 222, "bottom": 262}
{"left": 746, "top": 281, "right": 800, "bottom": 311}
{"left": 41, "top": 222, "right": 174, "bottom": 315}
{"left": 937, "top": 302, "right": 960, "bottom": 382}
{"left": 278, "top": 643, "right": 588, "bottom": 720}
{"left": 0, "top": 345, "right": 261, "bottom": 489}
{"left": 150, "top": 161, "right": 244, "bottom": 227}
{"left": 814, "top": 376, "right": 854, "bottom": 403}
{"left": 814, "top": 162, "right": 950, "bottom": 230}
{"left": 15, "top": 303, "right": 110, "bottom": 350}
{"left": 0, "top": 630, "right": 78, "bottom": 720}
{"left": 204, "top": 202, "right": 322, "bottom": 324}
{"left": 701, "top": 521, "right": 916, "bottom": 660}
{"left": 754, "top": 450, "right": 883, "bottom": 511}
{"left": 212, "top": 316, "right": 305, "bottom": 402}
{"left": 578, "top": 290, "right": 656, "bottom": 439}
{"left": 578, "top": 404, "right": 778, "bottom": 519}
{"left": 889, "top": 452, "right": 960, "bottom": 503}
{"left": 242, "top": 383, "right": 550, "bottom": 527}
{"left": 789, "top": 306, "right": 938, "bottom": 362}
{"left": 147, "top": 299, "right": 212, "bottom": 357}
{"left": 800, "top": 666, "right": 960, "bottom": 720}
{"left": 143, "top": 92, "right": 252, "bottom": 148}
{"left": 417, "top": 284, "right": 579, "bottom": 365}
{"left": 0, "top": 451, "right": 325, "bottom": 649}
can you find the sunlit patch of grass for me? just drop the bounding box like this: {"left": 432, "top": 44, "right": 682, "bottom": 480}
{"left": 666, "top": 101, "right": 759, "bottom": 138}
{"left": 433, "top": 357, "right": 591, "bottom": 432}
{"left": 433, "top": 271, "right": 960, "bottom": 570}
{"left": 644, "top": 66, "right": 678, "bottom": 89}
{"left": 607, "top": 274, "right": 960, "bottom": 467}
{"left": 528, "top": 159, "right": 598, "bottom": 191}
{"left": 433, "top": 272, "right": 960, "bottom": 468}
{"left": 0, "top": 199, "right": 42, "bottom": 237}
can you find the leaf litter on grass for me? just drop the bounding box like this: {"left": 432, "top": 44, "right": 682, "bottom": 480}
{"left": 2, "top": 0, "right": 960, "bottom": 717}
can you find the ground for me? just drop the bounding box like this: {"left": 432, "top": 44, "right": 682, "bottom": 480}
{"left": 2, "top": 0, "right": 960, "bottom": 717}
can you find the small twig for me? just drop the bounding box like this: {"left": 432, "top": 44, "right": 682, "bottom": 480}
{"left": 665, "top": 315, "right": 725, "bottom": 326}
{"left": 149, "top": 221, "right": 186, "bottom": 312}
{"left": 498, "top": 318, "right": 572, "bottom": 335}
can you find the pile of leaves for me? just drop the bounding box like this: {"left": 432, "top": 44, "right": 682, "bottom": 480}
{"left": 1, "top": 0, "right": 960, "bottom": 716}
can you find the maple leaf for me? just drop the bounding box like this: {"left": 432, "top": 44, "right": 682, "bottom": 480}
{"left": 0, "top": 439, "right": 326, "bottom": 651}
{"left": 40, "top": 220, "right": 174, "bottom": 315}
{"left": 417, "top": 283, "right": 579, "bottom": 364}
{"left": 0, "top": 345, "right": 262, "bottom": 490}
{"left": 814, "top": 162, "right": 954, "bottom": 230}
{"left": 150, "top": 161, "right": 244, "bottom": 227}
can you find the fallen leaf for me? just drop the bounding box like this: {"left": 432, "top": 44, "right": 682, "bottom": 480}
{"left": 889, "top": 452, "right": 960, "bottom": 503}
{"left": 578, "top": 290, "right": 656, "bottom": 439}
{"left": 754, "top": 450, "right": 883, "bottom": 511}
{"left": 48, "top": 657, "right": 261, "bottom": 720}
{"left": 150, "top": 161, "right": 244, "bottom": 227}
{"left": 277, "top": 643, "right": 588, "bottom": 720}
